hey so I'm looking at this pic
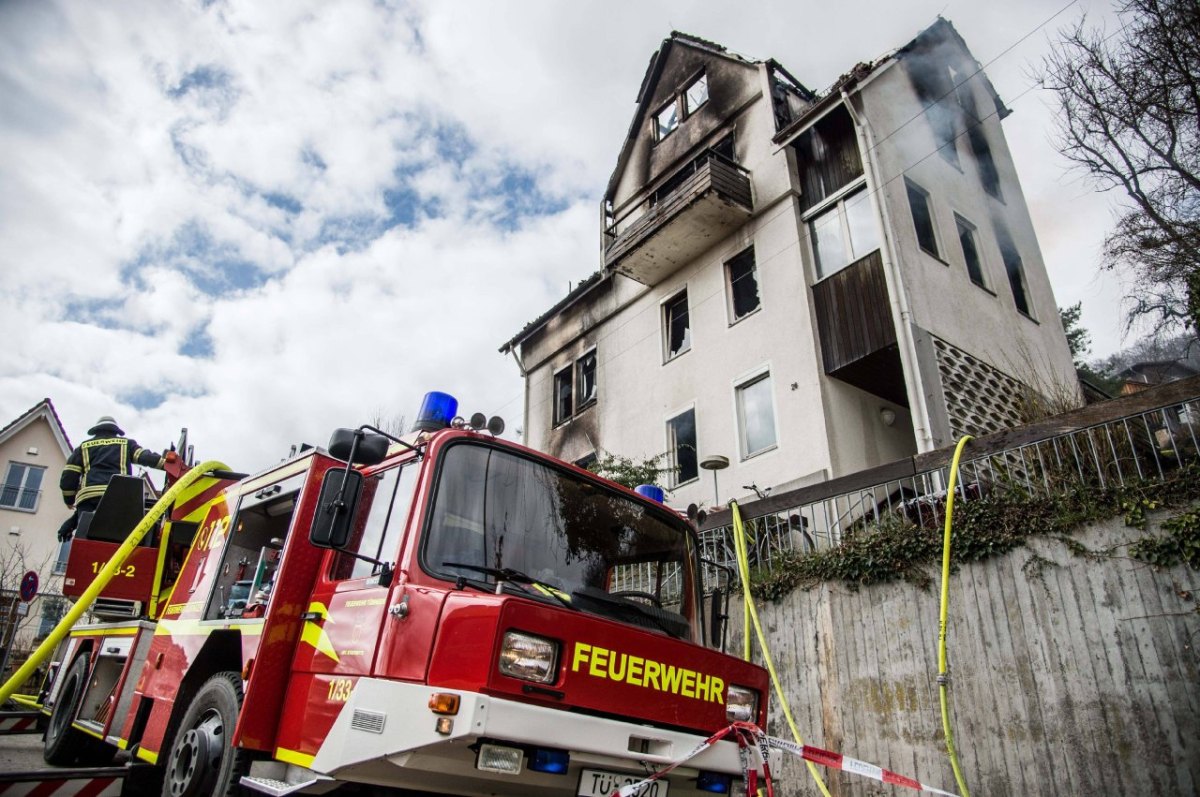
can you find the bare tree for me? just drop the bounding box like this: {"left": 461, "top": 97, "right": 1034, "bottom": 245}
{"left": 1041, "top": 0, "right": 1200, "bottom": 335}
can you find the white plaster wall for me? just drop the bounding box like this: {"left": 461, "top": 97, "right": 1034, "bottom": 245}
{"left": 859, "top": 63, "right": 1078, "bottom": 396}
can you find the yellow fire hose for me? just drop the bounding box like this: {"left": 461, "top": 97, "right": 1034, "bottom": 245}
{"left": 938, "top": 436, "right": 973, "bottom": 797}
{"left": 0, "top": 461, "right": 228, "bottom": 705}
{"left": 730, "top": 501, "right": 832, "bottom": 797}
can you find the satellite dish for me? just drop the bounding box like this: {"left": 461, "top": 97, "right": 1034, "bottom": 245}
{"left": 469, "top": 412, "right": 487, "bottom": 430}
{"left": 486, "top": 416, "right": 506, "bottom": 436}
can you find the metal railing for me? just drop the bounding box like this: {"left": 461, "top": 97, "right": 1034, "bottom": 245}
{"left": 697, "top": 379, "right": 1200, "bottom": 584}
{"left": 0, "top": 486, "right": 41, "bottom": 512}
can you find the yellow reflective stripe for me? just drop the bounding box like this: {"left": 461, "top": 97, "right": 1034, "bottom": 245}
{"left": 153, "top": 618, "right": 264, "bottom": 637}
{"left": 150, "top": 523, "right": 171, "bottom": 617}
{"left": 72, "top": 721, "right": 106, "bottom": 740}
{"left": 275, "top": 747, "right": 316, "bottom": 769}
{"left": 117, "top": 738, "right": 129, "bottom": 750}
{"left": 136, "top": 746, "right": 158, "bottom": 764}
{"left": 70, "top": 626, "right": 139, "bottom": 637}
{"left": 63, "top": 464, "right": 82, "bottom": 474}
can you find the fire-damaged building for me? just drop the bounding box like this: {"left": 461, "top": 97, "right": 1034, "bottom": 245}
{"left": 500, "top": 18, "right": 1078, "bottom": 507}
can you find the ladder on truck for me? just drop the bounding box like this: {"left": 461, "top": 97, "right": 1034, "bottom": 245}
{"left": 0, "top": 461, "right": 229, "bottom": 796}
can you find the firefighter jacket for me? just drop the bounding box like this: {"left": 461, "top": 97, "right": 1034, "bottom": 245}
{"left": 59, "top": 435, "right": 165, "bottom": 507}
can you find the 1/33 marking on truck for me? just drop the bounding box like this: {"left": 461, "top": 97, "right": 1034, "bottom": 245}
{"left": 577, "top": 768, "right": 668, "bottom": 797}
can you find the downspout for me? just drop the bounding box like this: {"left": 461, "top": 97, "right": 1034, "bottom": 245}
{"left": 841, "top": 89, "right": 936, "bottom": 452}
{"left": 507, "top": 347, "right": 531, "bottom": 444}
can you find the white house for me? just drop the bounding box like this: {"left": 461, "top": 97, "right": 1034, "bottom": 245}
{"left": 501, "top": 20, "right": 1078, "bottom": 509}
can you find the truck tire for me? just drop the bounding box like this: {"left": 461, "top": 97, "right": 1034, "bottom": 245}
{"left": 43, "top": 653, "right": 116, "bottom": 766}
{"left": 161, "top": 671, "right": 250, "bottom": 797}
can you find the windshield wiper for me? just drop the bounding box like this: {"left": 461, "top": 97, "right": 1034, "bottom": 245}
{"left": 441, "top": 562, "right": 577, "bottom": 611}
{"left": 572, "top": 587, "right": 681, "bottom": 638}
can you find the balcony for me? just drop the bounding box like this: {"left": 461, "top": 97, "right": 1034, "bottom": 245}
{"left": 812, "top": 249, "right": 907, "bottom": 406}
{"left": 604, "top": 151, "right": 753, "bottom": 285}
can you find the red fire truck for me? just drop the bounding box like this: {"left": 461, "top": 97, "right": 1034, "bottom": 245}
{"left": 36, "top": 393, "right": 770, "bottom": 796}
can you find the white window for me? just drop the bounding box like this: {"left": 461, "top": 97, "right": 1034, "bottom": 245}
{"left": 736, "top": 372, "right": 777, "bottom": 459}
{"left": 905, "top": 179, "right": 940, "bottom": 259}
{"left": 663, "top": 290, "right": 691, "bottom": 361}
{"left": 726, "top": 247, "right": 760, "bottom": 322}
{"left": 810, "top": 188, "right": 880, "bottom": 279}
{"left": 954, "top": 214, "right": 988, "bottom": 289}
{"left": 1, "top": 462, "right": 45, "bottom": 512}
{"left": 666, "top": 408, "right": 698, "bottom": 486}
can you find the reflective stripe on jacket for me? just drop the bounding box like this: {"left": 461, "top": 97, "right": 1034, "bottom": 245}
{"left": 59, "top": 435, "right": 164, "bottom": 506}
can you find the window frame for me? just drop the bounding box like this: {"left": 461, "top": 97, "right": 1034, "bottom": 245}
{"left": 904, "top": 178, "right": 942, "bottom": 261}
{"left": 806, "top": 181, "right": 880, "bottom": 281}
{"left": 575, "top": 348, "right": 598, "bottom": 411}
{"left": 652, "top": 70, "right": 708, "bottom": 143}
{"left": 953, "top": 213, "right": 991, "bottom": 291}
{"left": 552, "top": 364, "right": 574, "bottom": 426}
{"left": 734, "top": 368, "right": 779, "bottom": 461}
{"left": 662, "top": 289, "right": 692, "bottom": 363}
{"left": 1, "top": 461, "right": 46, "bottom": 513}
{"left": 725, "top": 246, "right": 761, "bottom": 324}
{"left": 330, "top": 461, "right": 421, "bottom": 581}
{"left": 665, "top": 405, "right": 699, "bottom": 488}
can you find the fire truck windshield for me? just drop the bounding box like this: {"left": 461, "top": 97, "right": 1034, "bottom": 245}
{"left": 423, "top": 442, "right": 699, "bottom": 641}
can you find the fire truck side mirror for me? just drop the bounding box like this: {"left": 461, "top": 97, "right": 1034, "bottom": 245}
{"left": 310, "top": 468, "right": 364, "bottom": 549}
{"left": 327, "top": 428, "right": 390, "bottom": 466}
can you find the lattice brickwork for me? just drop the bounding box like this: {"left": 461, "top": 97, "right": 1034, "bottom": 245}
{"left": 933, "top": 338, "right": 1027, "bottom": 437}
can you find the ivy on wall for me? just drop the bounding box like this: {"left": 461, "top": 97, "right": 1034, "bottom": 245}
{"left": 750, "top": 464, "right": 1200, "bottom": 602}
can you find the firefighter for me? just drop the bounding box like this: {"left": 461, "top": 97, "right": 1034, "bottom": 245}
{"left": 56, "top": 416, "right": 171, "bottom": 541}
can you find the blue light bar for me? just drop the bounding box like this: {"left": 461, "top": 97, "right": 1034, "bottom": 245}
{"left": 697, "top": 771, "right": 732, "bottom": 793}
{"left": 634, "top": 484, "right": 665, "bottom": 503}
{"left": 529, "top": 748, "right": 570, "bottom": 774}
{"left": 413, "top": 391, "right": 459, "bottom": 432}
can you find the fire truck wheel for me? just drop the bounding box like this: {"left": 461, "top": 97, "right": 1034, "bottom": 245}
{"left": 161, "top": 672, "right": 250, "bottom": 797}
{"left": 43, "top": 653, "right": 116, "bottom": 766}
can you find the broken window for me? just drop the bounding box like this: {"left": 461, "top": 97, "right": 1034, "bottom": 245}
{"left": 905, "top": 179, "right": 940, "bottom": 258}
{"left": 666, "top": 408, "right": 698, "bottom": 486}
{"left": 995, "top": 225, "right": 1032, "bottom": 317}
{"left": 726, "top": 247, "right": 760, "bottom": 321}
{"left": 576, "top": 350, "right": 597, "bottom": 408}
{"left": 794, "top": 105, "right": 864, "bottom": 212}
{"left": 736, "top": 371, "right": 777, "bottom": 458}
{"left": 664, "top": 290, "right": 691, "bottom": 360}
{"left": 553, "top": 366, "right": 573, "bottom": 425}
{"left": 967, "top": 124, "right": 1002, "bottom": 199}
{"left": 810, "top": 188, "right": 880, "bottom": 279}
{"left": 685, "top": 74, "right": 709, "bottom": 114}
{"left": 655, "top": 102, "right": 679, "bottom": 140}
{"left": 955, "top": 214, "right": 987, "bottom": 288}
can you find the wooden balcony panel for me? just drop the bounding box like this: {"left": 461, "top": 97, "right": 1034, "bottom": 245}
{"left": 813, "top": 249, "right": 896, "bottom": 374}
{"left": 604, "top": 157, "right": 753, "bottom": 283}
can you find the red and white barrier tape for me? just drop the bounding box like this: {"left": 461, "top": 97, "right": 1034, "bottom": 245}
{"left": 617, "top": 722, "right": 959, "bottom": 797}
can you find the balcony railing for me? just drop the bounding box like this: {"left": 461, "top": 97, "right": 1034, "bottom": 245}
{"left": 603, "top": 150, "right": 753, "bottom": 285}
{"left": 0, "top": 486, "right": 41, "bottom": 513}
{"left": 697, "top": 375, "right": 1200, "bottom": 587}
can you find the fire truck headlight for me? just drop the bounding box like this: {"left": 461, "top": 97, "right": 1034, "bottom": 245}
{"left": 725, "top": 685, "right": 758, "bottom": 723}
{"left": 498, "top": 631, "right": 559, "bottom": 684}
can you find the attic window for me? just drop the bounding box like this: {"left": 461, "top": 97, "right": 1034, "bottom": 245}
{"left": 656, "top": 103, "right": 680, "bottom": 140}
{"left": 685, "top": 74, "right": 708, "bottom": 114}
{"left": 653, "top": 72, "right": 708, "bottom": 142}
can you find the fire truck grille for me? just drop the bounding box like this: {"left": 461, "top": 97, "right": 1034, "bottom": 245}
{"left": 351, "top": 709, "right": 386, "bottom": 734}
{"left": 92, "top": 597, "right": 142, "bottom": 620}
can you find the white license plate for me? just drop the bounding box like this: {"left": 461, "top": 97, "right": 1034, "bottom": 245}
{"left": 577, "top": 768, "right": 670, "bottom": 797}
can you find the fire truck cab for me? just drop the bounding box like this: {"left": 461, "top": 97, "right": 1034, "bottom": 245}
{"left": 42, "top": 393, "right": 770, "bottom": 796}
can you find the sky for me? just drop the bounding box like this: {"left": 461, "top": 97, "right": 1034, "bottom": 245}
{"left": 0, "top": 0, "right": 1130, "bottom": 475}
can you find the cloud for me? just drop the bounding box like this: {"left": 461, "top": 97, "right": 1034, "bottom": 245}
{"left": 0, "top": 0, "right": 1129, "bottom": 473}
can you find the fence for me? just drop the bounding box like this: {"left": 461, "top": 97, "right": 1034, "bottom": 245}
{"left": 697, "top": 375, "right": 1200, "bottom": 583}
